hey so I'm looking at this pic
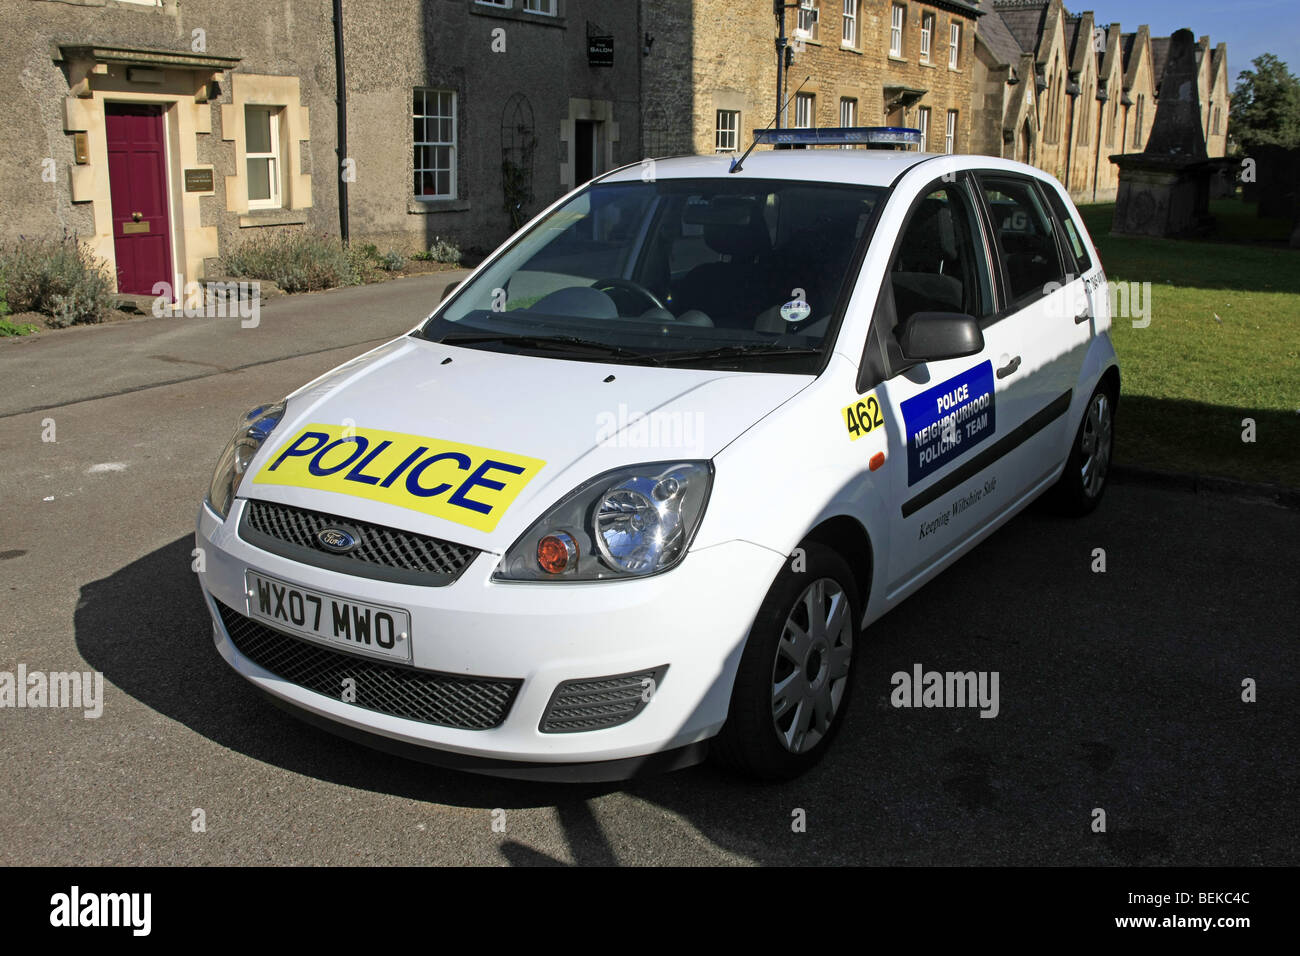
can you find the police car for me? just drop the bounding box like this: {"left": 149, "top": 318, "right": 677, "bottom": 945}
{"left": 196, "top": 129, "right": 1118, "bottom": 781}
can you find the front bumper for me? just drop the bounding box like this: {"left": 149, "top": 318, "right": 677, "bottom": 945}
{"left": 196, "top": 498, "right": 785, "bottom": 774}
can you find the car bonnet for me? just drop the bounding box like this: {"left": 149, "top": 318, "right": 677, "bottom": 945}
{"left": 236, "top": 335, "right": 812, "bottom": 552}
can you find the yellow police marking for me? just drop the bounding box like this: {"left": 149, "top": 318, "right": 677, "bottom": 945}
{"left": 252, "top": 423, "right": 545, "bottom": 533}
{"left": 842, "top": 393, "right": 885, "bottom": 442}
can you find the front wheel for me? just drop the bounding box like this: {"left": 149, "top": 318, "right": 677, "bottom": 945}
{"left": 1051, "top": 380, "right": 1117, "bottom": 516}
{"left": 713, "top": 542, "right": 861, "bottom": 781}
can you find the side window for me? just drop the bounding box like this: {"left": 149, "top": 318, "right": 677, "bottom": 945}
{"left": 1042, "top": 186, "right": 1094, "bottom": 273}
{"left": 888, "top": 180, "right": 994, "bottom": 332}
{"left": 978, "top": 175, "right": 1067, "bottom": 305}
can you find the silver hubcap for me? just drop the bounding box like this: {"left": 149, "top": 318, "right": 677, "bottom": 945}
{"left": 1079, "top": 392, "right": 1113, "bottom": 499}
{"left": 770, "top": 577, "right": 853, "bottom": 754}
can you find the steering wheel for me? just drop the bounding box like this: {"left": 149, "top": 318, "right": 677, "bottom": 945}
{"left": 591, "top": 277, "right": 669, "bottom": 315}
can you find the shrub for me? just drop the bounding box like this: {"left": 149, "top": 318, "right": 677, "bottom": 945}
{"left": 0, "top": 234, "right": 115, "bottom": 326}
{"left": 222, "top": 231, "right": 362, "bottom": 292}
{"left": 344, "top": 243, "right": 380, "bottom": 284}
{"left": 379, "top": 250, "right": 406, "bottom": 271}
{"left": 412, "top": 236, "right": 461, "bottom": 264}
{"left": 0, "top": 280, "right": 37, "bottom": 336}
{"left": 0, "top": 316, "right": 40, "bottom": 337}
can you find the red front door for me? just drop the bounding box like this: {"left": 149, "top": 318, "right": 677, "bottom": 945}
{"left": 106, "top": 104, "right": 173, "bottom": 295}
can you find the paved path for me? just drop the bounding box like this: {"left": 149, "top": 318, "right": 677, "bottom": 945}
{"left": 0, "top": 272, "right": 466, "bottom": 418}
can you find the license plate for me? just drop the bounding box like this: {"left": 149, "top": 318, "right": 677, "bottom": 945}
{"left": 244, "top": 571, "right": 412, "bottom": 663}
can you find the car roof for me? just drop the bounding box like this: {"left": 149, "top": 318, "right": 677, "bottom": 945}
{"left": 598, "top": 150, "right": 1062, "bottom": 193}
{"left": 599, "top": 149, "right": 941, "bottom": 189}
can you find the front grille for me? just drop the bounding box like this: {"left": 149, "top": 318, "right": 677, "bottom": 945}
{"left": 540, "top": 667, "right": 667, "bottom": 733}
{"left": 241, "top": 499, "right": 478, "bottom": 586}
{"left": 218, "top": 601, "right": 520, "bottom": 730}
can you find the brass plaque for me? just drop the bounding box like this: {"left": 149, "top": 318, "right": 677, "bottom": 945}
{"left": 122, "top": 222, "right": 151, "bottom": 234}
{"left": 73, "top": 132, "right": 89, "bottom": 165}
{"left": 184, "top": 168, "right": 214, "bottom": 192}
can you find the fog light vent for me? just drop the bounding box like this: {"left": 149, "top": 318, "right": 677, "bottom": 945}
{"left": 539, "top": 666, "right": 668, "bottom": 734}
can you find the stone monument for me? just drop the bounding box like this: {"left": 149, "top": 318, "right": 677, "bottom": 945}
{"left": 1111, "top": 29, "right": 1226, "bottom": 237}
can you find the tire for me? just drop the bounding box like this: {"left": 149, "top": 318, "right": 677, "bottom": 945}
{"left": 713, "top": 541, "right": 861, "bottom": 781}
{"left": 1050, "top": 379, "right": 1117, "bottom": 516}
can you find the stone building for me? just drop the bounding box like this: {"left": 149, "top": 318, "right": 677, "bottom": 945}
{"left": 970, "top": 0, "right": 1229, "bottom": 203}
{"left": 0, "top": 0, "right": 641, "bottom": 298}
{"left": 0, "top": 0, "right": 1233, "bottom": 301}
{"left": 641, "top": 0, "right": 980, "bottom": 159}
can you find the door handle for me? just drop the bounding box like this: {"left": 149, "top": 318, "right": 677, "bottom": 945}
{"left": 996, "top": 356, "right": 1021, "bottom": 379}
{"left": 1074, "top": 310, "right": 1091, "bottom": 325}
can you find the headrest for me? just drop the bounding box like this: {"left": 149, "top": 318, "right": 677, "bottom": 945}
{"left": 698, "top": 197, "right": 771, "bottom": 260}
{"left": 902, "top": 197, "right": 958, "bottom": 264}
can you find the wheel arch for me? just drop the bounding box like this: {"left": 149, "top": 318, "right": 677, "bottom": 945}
{"left": 802, "top": 514, "right": 874, "bottom": 620}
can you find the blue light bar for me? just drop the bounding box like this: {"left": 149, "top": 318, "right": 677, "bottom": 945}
{"left": 754, "top": 126, "right": 924, "bottom": 148}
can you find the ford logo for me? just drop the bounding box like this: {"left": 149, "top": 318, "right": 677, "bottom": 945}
{"left": 316, "top": 528, "right": 357, "bottom": 553}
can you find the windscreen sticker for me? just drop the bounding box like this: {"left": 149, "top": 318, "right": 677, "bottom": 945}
{"left": 252, "top": 424, "right": 546, "bottom": 533}
{"left": 900, "top": 361, "right": 995, "bottom": 486}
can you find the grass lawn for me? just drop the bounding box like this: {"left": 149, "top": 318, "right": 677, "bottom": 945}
{"left": 1077, "top": 200, "right": 1300, "bottom": 489}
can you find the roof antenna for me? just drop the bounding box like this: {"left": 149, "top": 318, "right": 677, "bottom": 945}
{"left": 730, "top": 74, "right": 811, "bottom": 174}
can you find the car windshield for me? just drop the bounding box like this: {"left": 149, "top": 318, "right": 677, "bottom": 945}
{"left": 419, "top": 178, "right": 886, "bottom": 371}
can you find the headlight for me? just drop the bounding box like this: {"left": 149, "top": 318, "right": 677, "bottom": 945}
{"left": 206, "top": 402, "right": 286, "bottom": 518}
{"left": 494, "top": 461, "right": 712, "bottom": 582}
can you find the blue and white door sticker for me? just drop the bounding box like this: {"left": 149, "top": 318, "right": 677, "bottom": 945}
{"left": 900, "top": 361, "right": 996, "bottom": 486}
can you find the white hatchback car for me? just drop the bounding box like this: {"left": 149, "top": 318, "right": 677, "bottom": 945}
{"left": 196, "top": 145, "right": 1118, "bottom": 781}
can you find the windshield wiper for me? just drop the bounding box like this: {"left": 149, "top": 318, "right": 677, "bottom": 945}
{"left": 437, "top": 332, "right": 658, "bottom": 363}
{"left": 646, "top": 344, "right": 824, "bottom": 365}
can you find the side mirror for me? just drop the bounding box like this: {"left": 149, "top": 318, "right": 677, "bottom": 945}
{"left": 440, "top": 279, "right": 460, "bottom": 302}
{"left": 897, "top": 311, "right": 983, "bottom": 363}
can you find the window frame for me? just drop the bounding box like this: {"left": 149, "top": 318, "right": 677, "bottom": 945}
{"left": 970, "top": 171, "right": 1072, "bottom": 316}
{"left": 842, "top": 0, "right": 858, "bottom": 47}
{"left": 945, "top": 109, "right": 958, "bottom": 154}
{"left": 839, "top": 98, "right": 857, "bottom": 148}
{"left": 244, "top": 105, "right": 282, "bottom": 211}
{"left": 920, "top": 13, "right": 934, "bottom": 62}
{"left": 797, "top": 0, "right": 819, "bottom": 41}
{"left": 890, "top": 4, "right": 905, "bottom": 57}
{"left": 917, "top": 106, "right": 931, "bottom": 151}
{"left": 949, "top": 22, "right": 961, "bottom": 70}
{"left": 475, "top": 0, "right": 511, "bottom": 8}
{"left": 858, "top": 172, "right": 1001, "bottom": 390}
{"left": 715, "top": 109, "right": 740, "bottom": 153}
{"left": 795, "top": 92, "right": 816, "bottom": 129}
{"left": 522, "top": 0, "right": 556, "bottom": 14}
{"left": 413, "top": 88, "right": 458, "bottom": 202}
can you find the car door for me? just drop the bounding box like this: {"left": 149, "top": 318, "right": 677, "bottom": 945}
{"left": 1040, "top": 181, "right": 1105, "bottom": 397}
{"left": 970, "top": 172, "right": 1082, "bottom": 471}
{"left": 855, "top": 173, "right": 1066, "bottom": 596}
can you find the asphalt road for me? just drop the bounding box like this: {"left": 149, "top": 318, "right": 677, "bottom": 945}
{"left": 1, "top": 276, "right": 1296, "bottom": 865}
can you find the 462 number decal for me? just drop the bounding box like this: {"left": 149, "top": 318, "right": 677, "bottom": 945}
{"left": 843, "top": 394, "right": 885, "bottom": 441}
